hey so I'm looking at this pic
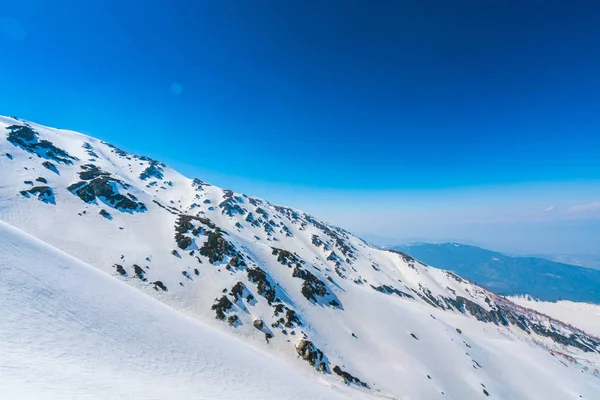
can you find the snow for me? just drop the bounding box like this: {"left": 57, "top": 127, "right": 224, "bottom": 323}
{"left": 2, "top": 115, "right": 600, "bottom": 399}
{"left": 509, "top": 296, "right": 600, "bottom": 338}
{"left": 0, "top": 220, "right": 366, "bottom": 400}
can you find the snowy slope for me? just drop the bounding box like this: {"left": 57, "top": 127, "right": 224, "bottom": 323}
{"left": 509, "top": 296, "right": 600, "bottom": 338}
{"left": 0, "top": 220, "right": 367, "bottom": 400}
{"left": 1, "top": 116, "right": 600, "bottom": 399}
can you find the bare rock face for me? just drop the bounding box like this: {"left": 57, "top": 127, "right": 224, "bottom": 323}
{"left": 20, "top": 186, "right": 55, "bottom": 204}
{"left": 292, "top": 266, "right": 329, "bottom": 302}
{"left": 332, "top": 365, "right": 368, "bottom": 387}
{"left": 296, "top": 339, "right": 327, "bottom": 372}
{"left": 67, "top": 164, "right": 147, "bottom": 213}
{"left": 212, "top": 296, "right": 234, "bottom": 320}
{"left": 199, "top": 231, "right": 237, "bottom": 264}
{"left": 7, "top": 124, "right": 77, "bottom": 164}
{"left": 247, "top": 267, "right": 276, "bottom": 304}
{"left": 227, "top": 314, "right": 239, "bottom": 326}
{"left": 253, "top": 318, "right": 264, "bottom": 330}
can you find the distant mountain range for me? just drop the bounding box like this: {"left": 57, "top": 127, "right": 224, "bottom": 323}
{"left": 393, "top": 242, "right": 600, "bottom": 304}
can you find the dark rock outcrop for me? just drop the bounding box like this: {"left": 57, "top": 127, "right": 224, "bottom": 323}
{"left": 68, "top": 165, "right": 146, "bottom": 212}
{"left": 139, "top": 160, "right": 164, "bottom": 180}
{"left": 199, "top": 231, "right": 237, "bottom": 264}
{"left": 370, "top": 284, "right": 414, "bottom": 299}
{"left": 133, "top": 265, "right": 146, "bottom": 281}
{"left": 6, "top": 125, "right": 77, "bottom": 164}
{"left": 20, "top": 186, "right": 55, "bottom": 204}
{"left": 253, "top": 319, "right": 264, "bottom": 330}
{"left": 42, "top": 161, "right": 58, "bottom": 173}
{"left": 292, "top": 266, "right": 329, "bottom": 302}
{"left": 272, "top": 248, "right": 302, "bottom": 268}
{"left": 332, "top": 365, "right": 368, "bottom": 387}
{"left": 113, "top": 264, "right": 127, "bottom": 276}
{"left": 231, "top": 281, "right": 245, "bottom": 302}
{"left": 247, "top": 267, "right": 276, "bottom": 304}
{"left": 211, "top": 295, "right": 233, "bottom": 320}
{"left": 99, "top": 209, "right": 112, "bottom": 219}
{"left": 296, "top": 339, "right": 327, "bottom": 372}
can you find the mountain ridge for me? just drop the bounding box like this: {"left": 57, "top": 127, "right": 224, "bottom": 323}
{"left": 2, "top": 115, "right": 600, "bottom": 399}
{"left": 393, "top": 242, "right": 600, "bottom": 304}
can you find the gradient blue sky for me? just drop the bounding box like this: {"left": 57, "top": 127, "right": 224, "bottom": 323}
{"left": 1, "top": 1, "right": 599, "bottom": 256}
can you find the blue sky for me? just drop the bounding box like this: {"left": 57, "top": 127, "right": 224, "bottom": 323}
{"left": 1, "top": 1, "right": 599, "bottom": 256}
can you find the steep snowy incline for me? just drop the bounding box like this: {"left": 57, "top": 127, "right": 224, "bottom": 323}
{"left": 1, "top": 115, "right": 600, "bottom": 399}
{"left": 509, "top": 296, "right": 600, "bottom": 338}
{"left": 0, "top": 220, "right": 368, "bottom": 400}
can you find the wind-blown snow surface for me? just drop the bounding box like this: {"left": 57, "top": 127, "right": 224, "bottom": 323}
{"left": 1, "top": 116, "right": 600, "bottom": 399}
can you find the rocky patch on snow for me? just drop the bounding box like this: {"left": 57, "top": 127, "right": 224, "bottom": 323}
{"left": 67, "top": 164, "right": 147, "bottom": 212}
{"left": 20, "top": 185, "right": 55, "bottom": 204}
{"left": 6, "top": 124, "right": 77, "bottom": 164}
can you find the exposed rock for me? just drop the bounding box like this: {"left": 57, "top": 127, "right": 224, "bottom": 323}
{"left": 304, "top": 214, "right": 355, "bottom": 260}
{"left": 388, "top": 249, "right": 418, "bottom": 269}
{"left": 292, "top": 266, "right": 329, "bottom": 302}
{"left": 370, "top": 284, "right": 414, "bottom": 299}
{"left": 153, "top": 281, "right": 167, "bottom": 291}
{"left": 247, "top": 267, "right": 276, "bottom": 304}
{"left": 253, "top": 318, "right": 264, "bottom": 330}
{"left": 272, "top": 247, "right": 302, "bottom": 268}
{"left": 152, "top": 200, "right": 179, "bottom": 215}
{"left": 139, "top": 160, "right": 164, "bottom": 180}
{"left": 67, "top": 165, "right": 146, "bottom": 212}
{"left": 82, "top": 142, "right": 99, "bottom": 158}
{"left": 211, "top": 295, "right": 233, "bottom": 320}
{"left": 6, "top": 125, "right": 77, "bottom": 164}
{"left": 231, "top": 281, "right": 245, "bottom": 302}
{"left": 20, "top": 186, "right": 55, "bottom": 204}
{"left": 296, "top": 339, "right": 327, "bottom": 372}
{"left": 174, "top": 214, "right": 218, "bottom": 250}
{"left": 199, "top": 231, "right": 237, "bottom": 264}
{"left": 133, "top": 265, "right": 146, "bottom": 281}
{"left": 42, "top": 161, "right": 58, "bottom": 173}
{"left": 99, "top": 209, "right": 112, "bottom": 219}
{"left": 229, "top": 255, "right": 246, "bottom": 268}
{"left": 332, "top": 365, "right": 368, "bottom": 387}
{"left": 219, "top": 197, "right": 246, "bottom": 216}
{"left": 285, "top": 309, "right": 302, "bottom": 328}
{"left": 113, "top": 264, "right": 127, "bottom": 276}
{"left": 227, "top": 314, "right": 239, "bottom": 326}
{"left": 192, "top": 178, "right": 211, "bottom": 191}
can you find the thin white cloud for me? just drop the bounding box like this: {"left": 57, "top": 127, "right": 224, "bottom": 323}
{"left": 567, "top": 201, "right": 600, "bottom": 213}
{"left": 544, "top": 205, "right": 555, "bottom": 212}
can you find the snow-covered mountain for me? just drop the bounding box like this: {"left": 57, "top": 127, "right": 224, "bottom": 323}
{"left": 0, "top": 219, "right": 369, "bottom": 400}
{"left": 1, "top": 116, "right": 600, "bottom": 399}
{"left": 509, "top": 296, "right": 600, "bottom": 339}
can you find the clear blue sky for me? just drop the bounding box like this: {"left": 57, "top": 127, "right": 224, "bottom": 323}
{"left": 1, "top": 1, "right": 599, "bottom": 256}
